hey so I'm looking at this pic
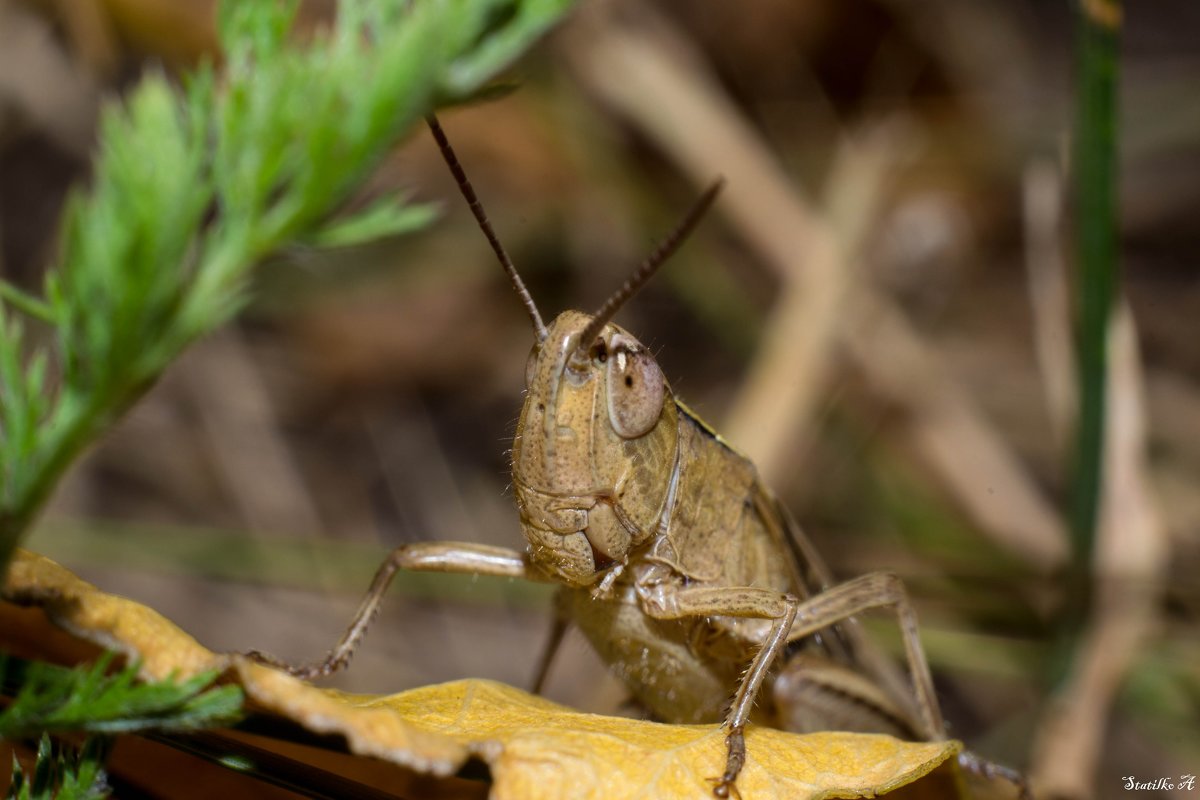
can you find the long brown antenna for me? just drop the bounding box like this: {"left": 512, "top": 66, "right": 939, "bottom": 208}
{"left": 425, "top": 114, "right": 548, "bottom": 342}
{"left": 576, "top": 178, "right": 724, "bottom": 352}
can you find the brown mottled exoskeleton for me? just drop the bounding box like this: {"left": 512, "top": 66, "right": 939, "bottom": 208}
{"left": 251, "top": 115, "right": 1027, "bottom": 799}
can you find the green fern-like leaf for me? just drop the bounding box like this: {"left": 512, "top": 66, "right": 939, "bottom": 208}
{"left": 0, "top": 653, "right": 243, "bottom": 738}
{"left": 0, "top": 0, "right": 575, "bottom": 569}
{"left": 7, "top": 735, "right": 110, "bottom": 800}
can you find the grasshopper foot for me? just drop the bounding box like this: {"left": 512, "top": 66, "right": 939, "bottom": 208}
{"left": 242, "top": 649, "right": 340, "bottom": 681}
{"left": 710, "top": 726, "right": 746, "bottom": 799}
{"left": 957, "top": 750, "right": 1032, "bottom": 800}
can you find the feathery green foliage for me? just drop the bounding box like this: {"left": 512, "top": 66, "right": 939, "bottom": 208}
{"left": 2, "top": 654, "right": 244, "bottom": 798}
{"left": 0, "top": 653, "right": 243, "bottom": 738}
{"left": 0, "top": 0, "right": 574, "bottom": 570}
{"left": 7, "top": 735, "right": 111, "bottom": 800}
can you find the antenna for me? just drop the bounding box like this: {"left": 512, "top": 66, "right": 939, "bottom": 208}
{"left": 425, "top": 114, "right": 549, "bottom": 342}
{"left": 576, "top": 178, "right": 724, "bottom": 353}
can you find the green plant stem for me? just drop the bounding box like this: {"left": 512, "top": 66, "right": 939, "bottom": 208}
{"left": 1, "top": 403, "right": 108, "bottom": 570}
{"left": 0, "top": 283, "right": 55, "bottom": 323}
{"left": 1069, "top": 0, "right": 1120, "bottom": 583}
{"left": 1054, "top": 0, "right": 1122, "bottom": 687}
{"left": 0, "top": 377, "right": 154, "bottom": 570}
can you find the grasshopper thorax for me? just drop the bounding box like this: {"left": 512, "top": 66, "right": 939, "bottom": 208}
{"left": 512, "top": 311, "right": 679, "bottom": 586}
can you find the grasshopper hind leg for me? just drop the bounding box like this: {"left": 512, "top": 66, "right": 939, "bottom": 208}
{"left": 771, "top": 652, "right": 919, "bottom": 738}
{"left": 957, "top": 751, "right": 1033, "bottom": 800}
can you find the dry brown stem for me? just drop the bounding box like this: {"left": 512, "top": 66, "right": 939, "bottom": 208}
{"left": 1022, "top": 160, "right": 1076, "bottom": 453}
{"left": 843, "top": 294, "right": 1071, "bottom": 569}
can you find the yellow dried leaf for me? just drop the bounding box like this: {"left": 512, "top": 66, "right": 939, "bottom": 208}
{"left": 2, "top": 549, "right": 964, "bottom": 799}
{"left": 347, "top": 680, "right": 959, "bottom": 799}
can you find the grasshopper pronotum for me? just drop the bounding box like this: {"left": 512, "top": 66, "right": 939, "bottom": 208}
{"left": 252, "top": 115, "right": 1027, "bottom": 799}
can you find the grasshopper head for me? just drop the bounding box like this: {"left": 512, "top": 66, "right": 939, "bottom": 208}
{"left": 512, "top": 311, "right": 679, "bottom": 586}
{"left": 422, "top": 116, "right": 722, "bottom": 585}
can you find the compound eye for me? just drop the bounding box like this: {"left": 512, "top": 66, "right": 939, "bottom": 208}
{"left": 606, "top": 341, "right": 664, "bottom": 438}
{"left": 525, "top": 344, "right": 539, "bottom": 389}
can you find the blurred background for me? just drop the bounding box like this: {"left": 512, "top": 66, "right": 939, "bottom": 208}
{"left": 1, "top": 0, "right": 1198, "bottom": 797}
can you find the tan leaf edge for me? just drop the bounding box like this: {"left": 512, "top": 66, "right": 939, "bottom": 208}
{"left": 2, "top": 549, "right": 962, "bottom": 799}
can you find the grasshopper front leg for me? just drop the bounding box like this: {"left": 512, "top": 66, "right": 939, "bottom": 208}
{"left": 246, "top": 543, "right": 536, "bottom": 679}
{"left": 636, "top": 581, "right": 801, "bottom": 798}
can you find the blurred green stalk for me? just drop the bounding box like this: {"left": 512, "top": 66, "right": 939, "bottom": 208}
{"left": 1069, "top": 0, "right": 1120, "bottom": 583}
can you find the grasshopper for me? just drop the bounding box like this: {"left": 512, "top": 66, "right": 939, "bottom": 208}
{"left": 252, "top": 115, "right": 1026, "bottom": 799}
